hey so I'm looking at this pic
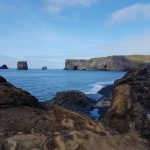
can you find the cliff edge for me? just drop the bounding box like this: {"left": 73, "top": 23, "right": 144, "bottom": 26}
{"left": 65, "top": 55, "right": 150, "bottom": 71}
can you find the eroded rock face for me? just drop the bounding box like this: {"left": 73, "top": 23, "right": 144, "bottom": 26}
{"left": 65, "top": 55, "right": 150, "bottom": 71}
{"left": 0, "top": 76, "right": 39, "bottom": 108}
{"left": 17, "top": 61, "right": 28, "bottom": 70}
{"left": 104, "top": 69, "right": 150, "bottom": 138}
{"left": 1, "top": 105, "right": 149, "bottom": 150}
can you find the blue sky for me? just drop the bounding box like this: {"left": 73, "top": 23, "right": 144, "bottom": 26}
{"left": 0, "top": 0, "right": 150, "bottom": 68}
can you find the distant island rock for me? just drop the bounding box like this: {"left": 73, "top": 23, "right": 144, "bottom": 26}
{"left": 17, "top": 61, "right": 28, "bottom": 70}
{"left": 65, "top": 55, "right": 150, "bottom": 71}
{"left": 0, "top": 64, "right": 8, "bottom": 69}
{"left": 42, "top": 66, "right": 47, "bottom": 70}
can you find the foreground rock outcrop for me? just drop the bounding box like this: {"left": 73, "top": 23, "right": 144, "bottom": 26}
{"left": 65, "top": 55, "right": 150, "bottom": 71}
{"left": 104, "top": 69, "right": 150, "bottom": 139}
{"left": 17, "top": 61, "right": 28, "bottom": 70}
{"left": 43, "top": 90, "right": 94, "bottom": 116}
{"left": 0, "top": 76, "right": 149, "bottom": 150}
{"left": 0, "top": 76, "right": 40, "bottom": 108}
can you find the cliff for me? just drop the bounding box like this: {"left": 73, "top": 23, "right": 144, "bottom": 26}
{"left": 104, "top": 69, "right": 150, "bottom": 139}
{"left": 65, "top": 55, "right": 150, "bottom": 71}
{"left": 17, "top": 61, "right": 28, "bottom": 70}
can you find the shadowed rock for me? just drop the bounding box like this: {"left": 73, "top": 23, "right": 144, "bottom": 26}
{"left": 0, "top": 76, "right": 39, "bottom": 108}
{"left": 98, "top": 85, "right": 114, "bottom": 98}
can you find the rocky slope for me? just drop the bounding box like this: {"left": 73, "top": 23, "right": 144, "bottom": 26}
{"left": 0, "top": 76, "right": 40, "bottom": 108}
{"left": 65, "top": 55, "right": 150, "bottom": 71}
{"left": 104, "top": 69, "right": 150, "bottom": 139}
{"left": 0, "top": 76, "right": 149, "bottom": 150}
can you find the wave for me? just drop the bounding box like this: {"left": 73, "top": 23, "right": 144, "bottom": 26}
{"left": 85, "top": 81, "right": 114, "bottom": 94}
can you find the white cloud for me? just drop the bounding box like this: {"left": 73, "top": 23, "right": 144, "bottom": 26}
{"left": 45, "top": 0, "right": 98, "bottom": 13}
{"left": 105, "top": 3, "right": 150, "bottom": 26}
{"left": 96, "top": 32, "right": 150, "bottom": 55}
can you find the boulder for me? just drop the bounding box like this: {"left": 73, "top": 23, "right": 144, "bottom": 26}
{"left": 104, "top": 69, "right": 150, "bottom": 139}
{"left": 17, "top": 61, "right": 28, "bottom": 70}
{"left": 0, "top": 76, "right": 39, "bottom": 108}
{"left": 43, "top": 90, "right": 94, "bottom": 115}
{"left": 0, "top": 64, "right": 8, "bottom": 69}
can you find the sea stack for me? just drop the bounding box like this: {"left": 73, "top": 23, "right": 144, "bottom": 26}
{"left": 17, "top": 61, "right": 28, "bottom": 70}
{"left": 42, "top": 66, "right": 47, "bottom": 70}
{"left": 0, "top": 64, "right": 8, "bottom": 69}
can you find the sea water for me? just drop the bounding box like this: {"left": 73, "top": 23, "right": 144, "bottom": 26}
{"left": 0, "top": 69, "right": 125, "bottom": 101}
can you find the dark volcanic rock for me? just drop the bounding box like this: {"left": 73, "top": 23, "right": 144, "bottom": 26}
{"left": 0, "top": 64, "right": 8, "bottom": 69}
{"left": 17, "top": 61, "right": 28, "bottom": 70}
{"left": 104, "top": 69, "right": 150, "bottom": 139}
{"left": 42, "top": 66, "right": 47, "bottom": 70}
{"left": 98, "top": 85, "right": 114, "bottom": 98}
{"left": 44, "top": 90, "right": 94, "bottom": 115}
{"left": 0, "top": 76, "right": 39, "bottom": 108}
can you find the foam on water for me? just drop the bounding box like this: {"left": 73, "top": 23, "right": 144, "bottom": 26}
{"left": 85, "top": 81, "right": 115, "bottom": 94}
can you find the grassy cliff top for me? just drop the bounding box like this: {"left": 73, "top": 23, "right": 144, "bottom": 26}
{"left": 125, "top": 55, "right": 150, "bottom": 63}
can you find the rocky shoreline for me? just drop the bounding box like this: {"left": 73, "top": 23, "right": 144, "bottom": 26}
{"left": 0, "top": 69, "right": 150, "bottom": 150}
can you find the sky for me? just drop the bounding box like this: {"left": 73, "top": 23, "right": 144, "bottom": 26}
{"left": 0, "top": 0, "right": 150, "bottom": 68}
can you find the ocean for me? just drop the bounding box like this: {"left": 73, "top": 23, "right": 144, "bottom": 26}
{"left": 0, "top": 69, "right": 125, "bottom": 101}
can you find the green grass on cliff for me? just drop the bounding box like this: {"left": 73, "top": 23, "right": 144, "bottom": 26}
{"left": 125, "top": 55, "right": 150, "bottom": 63}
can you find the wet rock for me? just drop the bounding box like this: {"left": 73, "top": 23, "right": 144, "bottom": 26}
{"left": 17, "top": 61, "right": 28, "bottom": 70}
